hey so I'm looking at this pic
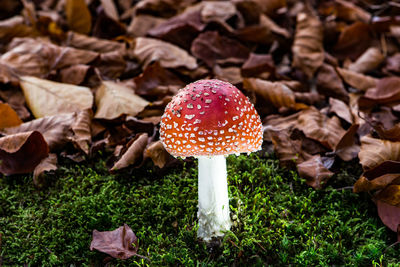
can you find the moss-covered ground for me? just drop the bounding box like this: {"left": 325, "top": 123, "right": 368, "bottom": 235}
{"left": 0, "top": 152, "right": 399, "bottom": 266}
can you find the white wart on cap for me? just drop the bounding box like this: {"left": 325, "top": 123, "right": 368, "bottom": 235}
{"left": 160, "top": 79, "right": 263, "bottom": 157}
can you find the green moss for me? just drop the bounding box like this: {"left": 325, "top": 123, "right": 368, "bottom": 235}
{"left": 0, "top": 153, "right": 399, "bottom": 266}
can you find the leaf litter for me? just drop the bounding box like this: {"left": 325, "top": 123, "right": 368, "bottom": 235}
{"left": 0, "top": 0, "right": 400, "bottom": 259}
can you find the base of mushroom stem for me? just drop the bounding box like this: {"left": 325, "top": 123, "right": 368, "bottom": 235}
{"left": 197, "top": 155, "right": 232, "bottom": 242}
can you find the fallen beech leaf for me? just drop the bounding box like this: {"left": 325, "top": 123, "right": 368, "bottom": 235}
{"left": 348, "top": 47, "right": 385, "bottom": 74}
{"left": 2, "top": 112, "right": 87, "bottom": 151}
{"left": 241, "top": 53, "right": 275, "bottom": 77}
{"left": 316, "top": 64, "right": 348, "bottom": 102}
{"left": 377, "top": 200, "right": 400, "bottom": 232}
{"left": 292, "top": 13, "right": 324, "bottom": 78}
{"left": 125, "top": 116, "right": 156, "bottom": 136}
{"left": 71, "top": 109, "right": 92, "bottom": 154}
{"left": 335, "top": 124, "right": 360, "bottom": 161}
{"left": 95, "top": 81, "right": 149, "bottom": 120}
{"left": 372, "top": 122, "right": 400, "bottom": 142}
{"left": 96, "top": 50, "right": 127, "bottom": 80}
{"left": 358, "top": 136, "right": 400, "bottom": 171}
{"left": 318, "top": 0, "right": 371, "bottom": 23}
{"left": 0, "top": 103, "right": 22, "bottom": 128}
{"left": 65, "top": 0, "right": 92, "bottom": 34}
{"left": 296, "top": 107, "right": 346, "bottom": 150}
{"left": 0, "top": 131, "right": 49, "bottom": 175}
{"left": 191, "top": 31, "right": 249, "bottom": 67}
{"left": 201, "top": 1, "right": 236, "bottom": 23}
{"left": 361, "top": 77, "right": 400, "bottom": 105}
{"left": 128, "top": 15, "right": 166, "bottom": 37}
{"left": 0, "top": 38, "right": 98, "bottom": 77}
{"left": 0, "top": 87, "right": 30, "bottom": 120}
{"left": 251, "top": 0, "right": 286, "bottom": 16}
{"left": 0, "top": 16, "right": 39, "bottom": 43}
{"left": 100, "top": 0, "right": 119, "bottom": 21}
{"left": 92, "top": 9, "right": 126, "bottom": 39}
{"left": 336, "top": 67, "right": 377, "bottom": 91}
{"left": 294, "top": 92, "right": 324, "bottom": 106}
{"left": 20, "top": 76, "right": 93, "bottom": 118}
{"left": 213, "top": 66, "right": 242, "bottom": 85}
{"left": 111, "top": 133, "right": 149, "bottom": 171}
{"left": 59, "top": 64, "right": 90, "bottom": 85}
{"left": 131, "top": 37, "right": 197, "bottom": 69}
{"left": 297, "top": 155, "right": 334, "bottom": 189}
{"left": 354, "top": 160, "right": 400, "bottom": 192}
{"left": 243, "top": 78, "right": 296, "bottom": 109}
{"left": 133, "top": 62, "right": 184, "bottom": 99}
{"left": 66, "top": 31, "right": 126, "bottom": 53}
{"left": 259, "top": 14, "right": 290, "bottom": 38}
{"left": 90, "top": 224, "right": 139, "bottom": 260}
{"left": 375, "top": 185, "right": 400, "bottom": 207}
{"left": 385, "top": 53, "right": 400, "bottom": 74}
{"left": 33, "top": 153, "right": 57, "bottom": 188}
{"left": 145, "top": 141, "right": 173, "bottom": 168}
{"left": 334, "top": 22, "right": 372, "bottom": 60}
{"left": 329, "top": 98, "right": 353, "bottom": 124}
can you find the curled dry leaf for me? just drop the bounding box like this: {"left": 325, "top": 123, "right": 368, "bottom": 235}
{"left": 111, "top": 133, "right": 149, "bottom": 171}
{"left": 95, "top": 81, "right": 149, "bottom": 120}
{"left": 377, "top": 200, "right": 400, "bottom": 232}
{"left": 329, "top": 98, "right": 353, "bottom": 124}
{"left": 71, "top": 109, "right": 92, "bottom": 154}
{"left": 20, "top": 76, "right": 93, "bottom": 118}
{"left": 336, "top": 67, "right": 377, "bottom": 91}
{"left": 292, "top": 12, "right": 324, "bottom": 78}
{"left": 65, "top": 0, "right": 92, "bottom": 34}
{"left": 375, "top": 185, "right": 400, "bottom": 207}
{"left": 334, "top": 124, "right": 360, "bottom": 161}
{"left": 243, "top": 78, "right": 296, "bottom": 109}
{"left": 358, "top": 136, "right": 400, "bottom": 171}
{"left": 90, "top": 224, "right": 140, "bottom": 260}
{"left": 0, "top": 131, "right": 49, "bottom": 175}
{"left": 0, "top": 38, "right": 98, "bottom": 77}
{"left": 145, "top": 140, "right": 174, "bottom": 168}
{"left": 296, "top": 107, "right": 346, "bottom": 150}
{"left": 2, "top": 112, "right": 88, "bottom": 151}
{"left": 0, "top": 103, "right": 22, "bottom": 128}
{"left": 373, "top": 123, "right": 400, "bottom": 142}
{"left": 191, "top": 31, "right": 249, "bottom": 67}
{"left": 348, "top": 47, "right": 385, "bottom": 74}
{"left": 131, "top": 37, "right": 197, "bottom": 69}
{"left": 333, "top": 22, "right": 371, "bottom": 60}
{"left": 316, "top": 63, "right": 348, "bottom": 102}
{"left": 33, "top": 153, "right": 57, "bottom": 188}
{"left": 297, "top": 155, "right": 334, "bottom": 189}
{"left": 360, "top": 77, "right": 400, "bottom": 106}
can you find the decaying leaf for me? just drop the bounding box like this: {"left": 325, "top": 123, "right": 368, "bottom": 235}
{"left": 335, "top": 124, "right": 360, "bottom": 161}
{"left": 360, "top": 77, "right": 400, "bottom": 106}
{"left": 348, "top": 47, "right": 385, "bottom": 74}
{"left": 95, "top": 81, "right": 149, "bottom": 120}
{"left": 90, "top": 224, "right": 140, "bottom": 260}
{"left": 375, "top": 185, "right": 400, "bottom": 207}
{"left": 358, "top": 136, "right": 400, "bottom": 171}
{"left": 71, "top": 109, "right": 92, "bottom": 154}
{"left": 336, "top": 67, "right": 377, "bottom": 91}
{"left": 65, "top": 0, "right": 92, "bottom": 34}
{"left": 131, "top": 37, "right": 197, "bottom": 69}
{"left": 297, "top": 155, "right": 334, "bottom": 189}
{"left": 145, "top": 140, "right": 173, "bottom": 168}
{"left": 292, "top": 13, "right": 324, "bottom": 78}
{"left": 128, "top": 15, "right": 166, "bottom": 37}
{"left": 20, "top": 76, "right": 93, "bottom": 118}
{"left": 111, "top": 133, "right": 149, "bottom": 171}
{"left": 33, "top": 153, "right": 58, "bottom": 187}
{"left": 66, "top": 31, "right": 126, "bottom": 53}
{"left": 377, "top": 200, "right": 400, "bottom": 232}
{"left": 316, "top": 63, "right": 348, "bottom": 102}
{"left": 0, "top": 131, "right": 49, "bottom": 175}
{"left": 0, "top": 103, "right": 22, "bottom": 128}
{"left": 329, "top": 98, "right": 353, "bottom": 124}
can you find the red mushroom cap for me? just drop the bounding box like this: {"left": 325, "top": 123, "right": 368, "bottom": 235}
{"left": 160, "top": 79, "right": 263, "bottom": 157}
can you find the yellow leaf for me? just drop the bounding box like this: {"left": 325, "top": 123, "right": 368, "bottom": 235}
{"left": 65, "top": 0, "right": 92, "bottom": 34}
{"left": 20, "top": 76, "right": 93, "bottom": 118}
{"left": 0, "top": 103, "right": 22, "bottom": 128}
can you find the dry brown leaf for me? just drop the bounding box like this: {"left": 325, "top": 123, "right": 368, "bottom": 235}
{"left": 2, "top": 112, "right": 84, "bottom": 151}
{"left": 191, "top": 31, "right": 249, "bottom": 67}
{"left": 348, "top": 47, "right": 385, "bottom": 74}
{"left": 373, "top": 123, "right": 400, "bottom": 142}
{"left": 292, "top": 13, "right": 324, "bottom": 78}
{"left": 59, "top": 64, "right": 90, "bottom": 85}
{"left": 96, "top": 50, "right": 127, "bottom": 80}
{"left": 65, "top": 0, "right": 92, "bottom": 34}
{"left": 335, "top": 124, "right": 360, "bottom": 161}
{"left": 375, "top": 185, "right": 400, "bottom": 207}
{"left": 318, "top": 0, "right": 371, "bottom": 23}
{"left": 297, "top": 155, "right": 334, "bottom": 189}
{"left": 95, "top": 81, "right": 149, "bottom": 120}
{"left": 127, "top": 15, "right": 166, "bottom": 37}
{"left": 241, "top": 53, "right": 275, "bottom": 78}
{"left": 251, "top": 0, "right": 286, "bottom": 16}
{"left": 100, "top": 0, "right": 119, "bottom": 21}
{"left": 90, "top": 224, "right": 139, "bottom": 260}
{"left": 243, "top": 78, "right": 296, "bottom": 109}
{"left": 0, "top": 87, "right": 31, "bottom": 120}
{"left": 316, "top": 63, "right": 348, "bottom": 102}
{"left": 111, "top": 133, "right": 149, "bottom": 171}
{"left": 259, "top": 14, "right": 290, "bottom": 38}
{"left": 0, "top": 103, "right": 22, "bottom": 128}
{"left": 201, "top": 1, "right": 236, "bottom": 23}
{"left": 145, "top": 141, "right": 173, "bottom": 168}
{"left": 71, "top": 109, "right": 92, "bottom": 154}
{"left": 336, "top": 67, "right": 377, "bottom": 91}
{"left": 213, "top": 66, "right": 242, "bottom": 85}
{"left": 359, "top": 136, "right": 400, "bottom": 171}
{"left": 377, "top": 200, "right": 400, "bottom": 232}
{"left": 0, "top": 16, "right": 39, "bottom": 42}
{"left": 66, "top": 31, "right": 126, "bottom": 53}
{"left": 385, "top": 53, "right": 400, "bottom": 74}
{"left": 131, "top": 37, "right": 197, "bottom": 69}
{"left": 0, "top": 131, "right": 49, "bottom": 175}
{"left": 20, "top": 76, "right": 93, "bottom": 118}
{"left": 296, "top": 107, "right": 346, "bottom": 150}
{"left": 0, "top": 38, "right": 98, "bottom": 77}
{"left": 33, "top": 153, "right": 57, "bottom": 188}
{"left": 329, "top": 98, "right": 353, "bottom": 124}
{"left": 361, "top": 77, "right": 400, "bottom": 105}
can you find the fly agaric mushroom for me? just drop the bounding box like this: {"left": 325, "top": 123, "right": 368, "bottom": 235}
{"left": 159, "top": 79, "right": 263, "bottom": 241}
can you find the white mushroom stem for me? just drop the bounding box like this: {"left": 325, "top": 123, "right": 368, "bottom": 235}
{"left": 197, "top": 155, "right": 232, "bottom": 241}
